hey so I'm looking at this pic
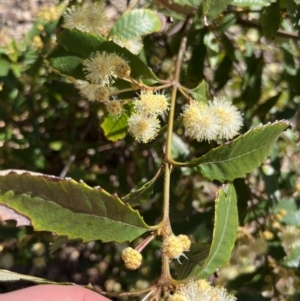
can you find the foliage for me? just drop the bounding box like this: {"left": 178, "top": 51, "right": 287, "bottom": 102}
{"left": 0, "top": 0, "right": 299, "bottom": 300}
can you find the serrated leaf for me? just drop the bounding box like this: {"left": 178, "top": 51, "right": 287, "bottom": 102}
{"left": 261, "top": 2, "right": 280, "bottom": 39}
{"left": 122, "top": 169, "right": 162, "bottom": 207}
{"left": 189, "top": 80, "right": 209, "bottom": 103}
{"left": 197, "top": 184, "right": 238, "bottom": 278}
{"left": 201, "top": 0, "right": 232, "bottom": 21}
{"left": 100, "top": 114, "right": 128, "bottom": 142}
{"left": 0, "top": 171, "right": 150, "bottom": 243}
{"left": 188, "top": 121, "right": 290, "bottom": 182}
{"left": 176, "top": 242, "right": 211, "bottom": 280}
{"left": 109, "top": 9, "right": 162, "bottom": 40}
{"left": 0, "top": 269, "right": 65, "bottom": 284}
{"left": 231, "top": 0, "right": 275, "bottom": 7}
{"left": 48, "top": 29, "right": 158, "bottom": 84}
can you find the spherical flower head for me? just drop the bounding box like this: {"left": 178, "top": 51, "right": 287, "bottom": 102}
{"left": 105, "top": 99, "right": 123, "bottom": 118}
{"left": 81, "top": 3, "right": 108, "bottom": 36}
{"left": 76, "top": 80, "right": 100, "bottom": 101}
{"left": 134, "top": 90, "right": 169, "bottom": 116}
{"left": 209, "top": 97, "right": 243, "bottom": 140}
{"left": 214, "top": 286, "right": 237, "bottom": 301}
{"left": 169, "top": 294, "right": 188, "bottom": 301}
{"left": 121, "top": 247, "right": 142, "bottom": 270}
{"left": 163, "top": 235, "right": 184, "bottom": 259}
{"left": 95, "top": 86, "right": 110, "bottom": 103}
{"left": 110, "top": 54, "right": 131, "bottom": 79}
{"left": 83, "top": 51, "right": 117, "bottom": 86}
{"left": 279, "top": 225, "right": 300, "bottom": 252}
{"left": 178, "top": 235, "right": 191, "bottom": 251}
{"left": 128, "top": 113, "right": 160, "bottom": 143}
{"left": 182, "top": 101, "right": 219, "bottom": 142}
{"left": 262, "top": 230, "right": 274, "bottom": 241}
{"left": 62, "top": 3, "right": 108, "bottom": 36}
{"left": 62, "top": 6, "right": 86, "bottom": 31}
{"left": 31, "top": 242, "right": 46, "bottom": 256}
{"left": 172, "top": 280, "right": 219, "bottom": 301}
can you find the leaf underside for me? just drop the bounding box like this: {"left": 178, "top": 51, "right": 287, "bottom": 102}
{"left": 0, "top": 171, "right": 150, "bottom": 243}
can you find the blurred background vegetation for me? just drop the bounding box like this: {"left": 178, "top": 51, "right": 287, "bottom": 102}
{"left": 0, "top": 0, "right": 300, "bottom": 300}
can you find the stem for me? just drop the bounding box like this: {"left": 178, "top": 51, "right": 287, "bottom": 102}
{"left": 158, "top": 16, "right": 192, "bottom": 288}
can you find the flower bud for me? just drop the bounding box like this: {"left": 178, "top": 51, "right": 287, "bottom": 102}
{"left": 178, "top": 235, "right": 191, "bottom": 251}
{"left": 121, "top": 247, "right": 142, "bottom": 270}
{"left": 163, "top": 235, "right": 184, "bottom": 259}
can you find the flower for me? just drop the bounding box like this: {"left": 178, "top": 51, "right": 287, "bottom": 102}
{"left": 128, "top": 114, "right": 160, "bottom": 143}
{"left": 278, "top": 225, "right": 300, "bottom": 252}
{"left": 76, "top": 80, "right": 100, "bottom": 101}
{"left": 83, "top": 51, "right": 130, "bottom": 86}
{"left": 110, "top": 54, "right": 131, "bottom": 79}
{"left": 163, "top": 235, "right": 184, "bottom": 260}
{"left": 178, "top": 235, "right": 191, "bottom": 251}
{"left": 94, "top": 87, "right": 110, "bottom": 103}
{"left": 182, "top": 101, "right": 219, "bottom": 142}
{"left": 62, "top": 3, "right": 108, "bottom": 36}
{"left": 133, "top": 90, "right": 169, "bottom": 116}
{"left": 169, "top": 280, "right": 236, "bottom": 301}
{"left": 105, "top": 99, "right": 123, "bottom": 118}
{"left": 62, "top": 6, "right": 86, "bottom": 31}
{"left": 121, "top": 247, "right": 142, "bottom": 270}
{"left": 209, "top": 98, "right": 243, "bottom": 140}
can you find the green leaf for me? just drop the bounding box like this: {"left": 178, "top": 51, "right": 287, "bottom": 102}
{"left": 214, "top": 55, "right": 233, "bottom": 90}
{"left": 189, "top": 80, "right": 209, "bottom": 103}
{"left": 176, "top": 242, "right": 211, "bottom": 280}
{"left": 100, "top": 114, "right": 128, "bottom": 142}
{"left": 47, "top": 46, "right": 85, "bottom": 79}
{"left": 253, "top": 93, "right": 281, "bottom": 120}
{"left": 286, "top": 0, "right": 300, "bottom": 37}
{"left": 231, "top": 0, "right": 275, "bottom": 7}
{"left": 55, "top": 29, "right": 158, "bottom": 84}
{"left": 0, "top": 171, "right": 150, "bottom": 243}
{"left": 283, "top": 246, "right": 300, "bottom": 268}
{"left": 173, "top": 0, "right": 202, "bottom": 6}
{"left": 122, "top": 169, "right": 162, "bottom": 207}
{"left": 109, "top": 9, "right": 162, "bottom": 40}
{"left": 274, "top": 198, "right": 300, "bottom": 227}
{"left": 186, "top": 29, "right": 207, "bottom": 87}
{"left": 197, "top": 183, "right": 238, "bottom": 278}
{"left": 261, "top": 2, "right": 280, "bottom": 39}
{"left": 201, "top": 0, "right": 232, "bottom": 21}
{"left": 188, "top": 121, "right": 290, "bottom": 182}
{"left": 0, "top": 269, "right": 65, "bottom": 284}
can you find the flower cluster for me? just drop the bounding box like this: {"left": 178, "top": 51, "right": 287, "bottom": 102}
{"left": 76, "top": 51, "right": 131, "bottom": 117}
{"left": 182, "top": 98, "right": 243, "bottom": 142}
{"left": 121, "top": 247, "right": 142, "bottom": 270}
{"left": 163, "top": 234, "right": 191, "bottom": 261}
{"left": 169, "top": 279, "right": 236, "bottom": 301}
{"left": 62, "top": 3, "right": 109, "bottom": 36}
{"left": 83, "top": 51, "right": 130, "bottom": 87}
{"left": 128, "top": 90, "right": 169, "bottom": 143}
{"left": 278, "top": 225, "right": 300, "bottom": 253}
